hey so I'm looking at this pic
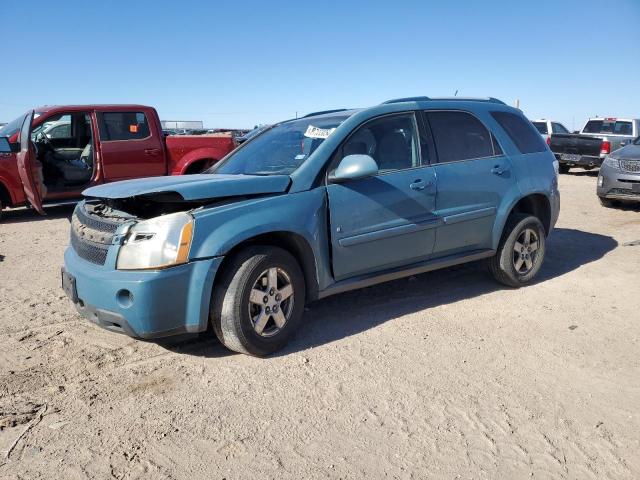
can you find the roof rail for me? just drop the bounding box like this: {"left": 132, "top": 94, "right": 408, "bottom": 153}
{"left": 382, "top": 96, "right": 506, "bottom": 105}
{"left": 381, "top": 96, "right": 431, "bottom": 104}
{"left": 302, "top": 109, "right": 348, "bottom": 118}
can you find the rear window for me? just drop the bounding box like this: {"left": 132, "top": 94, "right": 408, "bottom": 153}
{"left": 491, "top": 111, "right": 547, "bottom": 154}
{"left": 532, "top": 122, "right": 548, "bottom": 135}
{"left": 551, "top": 122, "right": 569, "bottom": 134}
{"left": 425, "top": 111, "right": 494, "bottom": 163}
{"left": 99, "top": 112, "right": 150, "bottom": 141}
{"left": 583, "top": 120, "right": 633, "bottom": 136}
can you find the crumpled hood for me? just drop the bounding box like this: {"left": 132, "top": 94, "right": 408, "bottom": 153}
{"left": 82, "top": 174, "right": 291, "bottom": 201}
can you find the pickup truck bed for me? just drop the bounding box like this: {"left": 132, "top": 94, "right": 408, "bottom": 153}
{"left": 550, "top": 134, "right": 603, "bottom": 168}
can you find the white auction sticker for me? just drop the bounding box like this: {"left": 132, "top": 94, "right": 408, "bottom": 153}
{"left": 304, "top": 125, "right": 336, "bottom": 139}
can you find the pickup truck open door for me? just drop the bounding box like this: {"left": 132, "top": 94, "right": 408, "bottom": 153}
{"left": 16, "top": 110, "right": 45, "bottom": 214}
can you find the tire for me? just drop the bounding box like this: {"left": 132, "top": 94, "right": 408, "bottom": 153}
{"left": 599, "top": 197, "right": 616, "bottom": 208}
{"left": 488, "top": 214, "right": 546, "bottom": 288}
{"left": 210, "top": 246, "right": 306, "bottom": 356}
{"left": 558, "top": 164, "right": 570, "bottom": 174}
{"left": 0, "top": 199, "right": 3, "bottom": 222}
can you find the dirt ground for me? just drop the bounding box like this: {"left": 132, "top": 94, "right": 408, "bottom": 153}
{"left": 0, "top": 172, "right": 639, "bottom": 479}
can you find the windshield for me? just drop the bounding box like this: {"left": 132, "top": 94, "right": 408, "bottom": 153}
{"left": 0, "top": 114, "right": 27, "bottom": 138}
{"left": 208, "top": 115, "right": 349, "bottom": 176}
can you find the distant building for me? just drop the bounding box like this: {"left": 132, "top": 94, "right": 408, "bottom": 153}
{"left": 161, "top": 120, "right": 203, "bottom": 130}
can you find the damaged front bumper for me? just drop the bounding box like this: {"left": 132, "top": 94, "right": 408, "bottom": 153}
{"left": 63, "top": 247, "right": 222, "bottom": 339}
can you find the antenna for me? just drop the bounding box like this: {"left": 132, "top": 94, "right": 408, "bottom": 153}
{"left": 454, "top": 90, "right": 458, "bottom": 97}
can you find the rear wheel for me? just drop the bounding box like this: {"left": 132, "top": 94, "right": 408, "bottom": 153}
{"left": 211, "top": 246, "right": 305, "bottom": 356}
{"left": 0, "top": 199, "right": 3, "bottom": 222}
{"left": 558, "top": 163, "right": 570, "bottom": 174}
{"left": 488, "top": 214, "right": 546, "bottom": 288}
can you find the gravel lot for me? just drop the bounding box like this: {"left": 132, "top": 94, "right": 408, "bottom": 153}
{"left": 0, "top": 172, "right": 639, "bottom": 479}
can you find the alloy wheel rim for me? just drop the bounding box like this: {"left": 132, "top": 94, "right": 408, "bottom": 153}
{"left": 513, "top": 228, "right": 539, "bottom": 275}
{"left": 248, "top": 267, "right": 295, "bottom": 337}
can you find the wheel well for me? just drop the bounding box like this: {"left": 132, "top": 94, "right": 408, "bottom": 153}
{"left": 0, "top": 182, "right": 12, "bottom": 208}
{"left": 509, "top": 194, "right": 551, "bottom": 235}
{"left": 184, "top": 158, "right": 214, "bottom": 174}
{"left": 218, "top": 232, "right": 319, "bottom": 302}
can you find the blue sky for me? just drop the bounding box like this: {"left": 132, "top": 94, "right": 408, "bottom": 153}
{"left": 1, "top": 0, "right": 638, "bottom": 130}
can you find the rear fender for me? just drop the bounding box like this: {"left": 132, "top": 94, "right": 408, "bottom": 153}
{"left": 170, "top": 147, "right": 225, "bottom": 175}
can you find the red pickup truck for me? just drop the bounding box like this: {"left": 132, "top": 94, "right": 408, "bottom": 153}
{"left": 0, "top": 105, "right": 236, "bottom": 218}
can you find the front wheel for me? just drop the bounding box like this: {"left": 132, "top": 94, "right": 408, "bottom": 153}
{"left": 599, "top": 197, "right": 616, "bottom": 208}
{"left": 488, "top": 214, "right": 546, "bottom": 288}
{"left": 211, "top": 246, "right": 306, "bottom": 356}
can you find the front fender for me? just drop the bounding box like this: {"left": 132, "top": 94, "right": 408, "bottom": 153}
{"left": 189, "top": 188, "right": 333, "bottom": 290}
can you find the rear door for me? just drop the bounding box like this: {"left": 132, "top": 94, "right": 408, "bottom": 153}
{"left": 327, "top": 112, "right": 438, "bottom": 280}
{"left": 425, "top": 110, "right": 514, "bottom": 257}
{"left": 16, "top": 110, "right": 45, "bottom": 214}
{"left": 97, "top": 110, "right": 165, "bottom": 181}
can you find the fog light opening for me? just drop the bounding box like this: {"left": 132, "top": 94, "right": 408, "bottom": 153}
{"left": 116, "top": 289, "right": 134, "bottom": 308}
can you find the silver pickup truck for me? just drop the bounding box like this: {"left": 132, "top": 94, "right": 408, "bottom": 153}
{"left": 549, "top": 117, "right": 640, "bottom": 173}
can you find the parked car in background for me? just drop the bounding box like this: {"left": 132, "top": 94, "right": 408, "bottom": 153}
{"left": 550, "top": 117, "right": 640, "bottom": 173}
{"left": 531, "top": 119, "right": 570, "bottom": 145}
{"left": 0, "top": 105, "right": 236, "bottom": 219}
{"left": 597, "top": 137, "right": 640, "bottom": 207}
{"left": 61, "top": 96, "right": 559, "bottom": 356}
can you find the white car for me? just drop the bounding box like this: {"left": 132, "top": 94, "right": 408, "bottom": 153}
{"left": 532, "top": 119, "right": 570, "bottom": 145}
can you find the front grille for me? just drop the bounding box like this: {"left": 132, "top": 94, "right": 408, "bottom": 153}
{"left": 607, "top": 188, "right": 640, "bottom": 198}
{"left": 71, "top": 228, "right": 109, "bottom": 265}
{"left": 70, "top": 203, "right": 126, "bottom": 266}
{"left": 619, "top": 159, "right": 640, "bottom": 174}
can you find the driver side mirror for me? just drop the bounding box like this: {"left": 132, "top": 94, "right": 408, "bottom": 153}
{"left": 328, "top": 154, "right": 379, "bottom": 183}
{"left": 0, "top": 137, "right": 13, "bottom": 154}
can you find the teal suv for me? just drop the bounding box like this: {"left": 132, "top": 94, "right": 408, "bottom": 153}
{"left": 62, "top": 97, "right": 560, "bottom": 356}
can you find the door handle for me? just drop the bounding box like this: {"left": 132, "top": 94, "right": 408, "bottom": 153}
{"left": 410, "top": 180, "right": 426, "bottom": 191}
{"left": 144, "top": 148, "right": 161, "bottom": 156}
{"left": 491, "top": 165, "right": 509, "bottom": 176}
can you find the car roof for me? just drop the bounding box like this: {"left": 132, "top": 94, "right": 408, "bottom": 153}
{"left": 35, "top": 104, "right": 154, "bottom": 114}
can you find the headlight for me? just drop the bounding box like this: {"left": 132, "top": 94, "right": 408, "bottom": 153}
{"left": 603, "top": 156, "right": 620, "bottom": 170}
{"left": 116, "top": 212, "right": 193, "bottom": 270}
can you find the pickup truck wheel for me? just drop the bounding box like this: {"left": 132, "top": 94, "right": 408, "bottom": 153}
{"left": 558, "top": 164, "right": 570, "bottom": 174}
{"left": 488, "top": 214, "right": 546, "bottom": 288}
{"left": 210, "top": 246, "right": 305, "bottom": 356}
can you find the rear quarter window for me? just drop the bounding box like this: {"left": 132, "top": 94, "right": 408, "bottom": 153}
{"left": 491, "top": 111, "right": 547, "bottom": 154}
{"left": 99, "top": 112, "right": 151, "bottom": 141}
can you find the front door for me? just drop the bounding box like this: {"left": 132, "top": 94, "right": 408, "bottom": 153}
{"left": 15, "top": 110, "right": 45, "bottom": 214}
{"left": 327, "top": 113, "right": 438, "bottom": 280}
{"left": 424, "top": 110, "right": 516, "bottom": 257}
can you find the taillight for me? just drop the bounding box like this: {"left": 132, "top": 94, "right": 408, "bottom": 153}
{"left": 546, "top": 136, "right": 551, "bottom": 146}
{"left": 601, "top": 139, "right": 611, "bottom": 155}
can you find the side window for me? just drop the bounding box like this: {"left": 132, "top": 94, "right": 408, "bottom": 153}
{"left": 552, "top": 123, "right": 568, "bottom": 134}
{"left": 341, "top": 113, "right": 421, "bottom": 173}
{"left": 491, "top": 111, "right": 547, "bottom": 154}
{"left": 99, "top": 111, "right": 151, "bottom": 141}
{"left": 425, "top": 111, "right": 494, "bottom": 163}
{"left": 31, "top": 113, "right": 72, "bottom": 140}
